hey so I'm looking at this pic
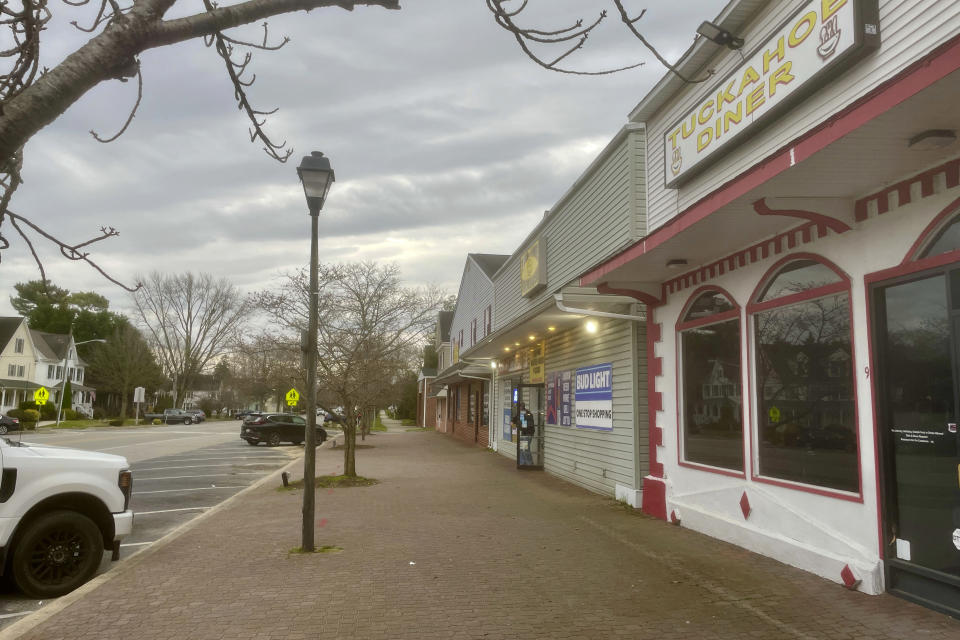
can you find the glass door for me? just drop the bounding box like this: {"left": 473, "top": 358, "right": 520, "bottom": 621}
{"left": 515, "top": 384, "right": 544, "bottom": 470}
{"left": 873, "top": 271, "right": 960, "bottom": 617}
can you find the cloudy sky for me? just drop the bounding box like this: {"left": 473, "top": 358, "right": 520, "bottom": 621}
{"left": 1, "top": 0, "right": 725, "bottom": 316}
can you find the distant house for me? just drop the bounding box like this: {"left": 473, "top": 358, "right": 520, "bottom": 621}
{"left": 0, "top": 317, "right": 95, "bottom": 416}
{"left": 182, "top": 373, "right": 222, "bottom": 410}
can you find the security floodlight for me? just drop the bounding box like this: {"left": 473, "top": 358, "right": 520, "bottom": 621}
{"left": 697, "top": 21, "right": 744, "bottom": 50}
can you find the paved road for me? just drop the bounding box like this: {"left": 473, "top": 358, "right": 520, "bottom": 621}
{"left": 0, "top": 420, "right": 301, "bottom": 629}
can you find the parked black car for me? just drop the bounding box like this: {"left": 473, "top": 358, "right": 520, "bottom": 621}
{"left": 241, "top": 413, "right": 327, "bottom": 447}
{"left": 235, "top": 409, "right": 259, "bottom": 421}
{"left": 0, "top": 413, "right": 20, "bottom": 435}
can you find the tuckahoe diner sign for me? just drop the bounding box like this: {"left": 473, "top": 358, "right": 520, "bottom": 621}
{"left": 664, "top": 0, "right": 880, "bottom": 188}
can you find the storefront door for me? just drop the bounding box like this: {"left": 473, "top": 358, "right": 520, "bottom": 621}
{"left": 514, "top": 384, "right": 544, "bottom": 470}
{"left": 873, "top": 271, "right": 960, "bottom": 618}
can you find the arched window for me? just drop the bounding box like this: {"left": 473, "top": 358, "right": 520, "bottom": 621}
{"left": 749, "top": 255, "right": 858, "bottom": 494}
{"left": 677, "top": 288, "right": 743, "bottom": 473}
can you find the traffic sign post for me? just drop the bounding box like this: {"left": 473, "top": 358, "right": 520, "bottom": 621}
{"left": 134, "top": 386, "right": 146, "bottom": 425}
{"left": 285, "top": 388, "right": 300, "bottom": 407}
{"left": 33, "top": 387, "right": 49, "bottom": 406}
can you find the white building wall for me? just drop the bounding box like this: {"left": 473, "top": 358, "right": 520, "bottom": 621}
{"left": 655, "top": 182, "right": 960, "bottom": 594}
{"left": 644, "top": 0, "right": 960, "bottom": 234}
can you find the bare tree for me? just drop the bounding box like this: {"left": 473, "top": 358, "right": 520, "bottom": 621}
{"left": 487, "top": 0, "right": 714, "bottom": 83}
{"left": 85, "top": 322, "right": 165, "bottom": 418}
{"left": 231, "top": 331, "right": 303, "bottom": 411}
{"left": 0, "top": 0, "right": 400, "bottom": 283}
{"left": 255, "top": 261, "right": 445, "bottom": 476}
{"left": 132, "top": 271, "right": 246, "bottom": 406}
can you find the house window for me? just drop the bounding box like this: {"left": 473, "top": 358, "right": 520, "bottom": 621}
{"left": 455, "top": 385, "right": 461, "bottom": 421}
{"left": 17, "top": 365, "right": 24, "bottom": 377}
{"left": 468, "top": 385, "right": 476, "bottom": 423}
{"left": 56, "top": 366, "right": 62, "bottom": 379}
{"left": 14, "top": 338, "right": 23, "bottom": 353}
{"left": 750, "top": 257, "right": 857, "bottom": 493}
{"left": 471, "top": 319, "right": 477, "bottom": 346}
{"left": 484, "top": 305, "right": 492, "bottom": 336}
{"left": 48, "top": 365, "right": 55, "bottom": 378}
{"left": 678, "top": 289, "right": 743, "bottom": 472}
{"left": 7, "top": 364, "right": 15, "bottom": 377}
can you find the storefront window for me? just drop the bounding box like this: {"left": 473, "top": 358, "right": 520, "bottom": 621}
{"left": 751, "top": 258, "right": 858, "bottom": 493}
{"left": 468, "top": 385, "right": 476, "bottom": 423}
{"left": 679, "top": 290, "right": 743, "bottom": 471}
{"left": 921, "top": 212, "right": 960, "bottom": 258}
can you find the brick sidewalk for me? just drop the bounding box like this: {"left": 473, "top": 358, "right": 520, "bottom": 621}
{"left": 16, "top": 431, "right": 960, "bottom": 639}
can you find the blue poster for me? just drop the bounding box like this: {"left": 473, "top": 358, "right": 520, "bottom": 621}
{"left": 575, "top": 363, "right": 613, "bottom": 431}
{"left": 503, "top": 408, "right": 512, "bottom": 441}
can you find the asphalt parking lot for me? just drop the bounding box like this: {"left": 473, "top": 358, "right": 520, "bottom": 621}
{"left": 0, "top": 437, "right": 300, "bottom": 629}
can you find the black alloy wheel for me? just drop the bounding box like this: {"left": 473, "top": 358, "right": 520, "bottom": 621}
{"left": 0, "top": 424, "right": 7, "bottom": 435}
{"left": 12, "top": 510, "right": 102, "bottom": 598}
{"left": 267, "top": 432, "right": 282, "bottom": 447}
{"left": 183, "top": 417, "right": 193, "bottom": 425}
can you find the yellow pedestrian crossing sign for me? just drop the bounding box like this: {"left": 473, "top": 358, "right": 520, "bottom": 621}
{"left": 34, "top": 387, "right": 50, "bottom": 406}
{"left": 285, "top": 388, "right": 300, "bottom": 406}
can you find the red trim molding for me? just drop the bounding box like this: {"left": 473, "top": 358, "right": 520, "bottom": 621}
{"left": 662, "top": 221, "right": 835, "bottom": 297}
{"left": 855, "top": 156, "right": 960, "bottom": 222}
{"left": 582, "top": 34, "right": 960, "bottom": 287}
{"left": 596, "top": 282, "right": 663, "bottom": 307}
{"left": 753, "top": 198, "right": 852, "bottom": 233}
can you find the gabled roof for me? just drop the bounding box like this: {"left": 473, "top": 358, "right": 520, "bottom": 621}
{"left": 437, "top": 310, "right": 454, "bottom": 342}
{"left": 31, "top": 330, "right": 70, "bottom": 361}
{"left": 469, "top": 254, "right": 510, "bottom": 280}
{"left": 0, "top": 317, "right": 23, "bottom": 354}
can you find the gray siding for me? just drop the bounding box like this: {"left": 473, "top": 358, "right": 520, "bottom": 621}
{"left": 450, "top": 257, "right": 495, "bottom": 359}
{"left": 539, "top": 318, "right": 642, "bottom": 496}
{"left": 494, "top": 128, "right": 645, "bottom": 330}
{"left": 645, "top": 0, "right": 960, "bottom": 233}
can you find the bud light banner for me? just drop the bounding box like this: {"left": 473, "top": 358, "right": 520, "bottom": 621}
{"left": 575, "top": 363, "right": 613, "bottom": 431}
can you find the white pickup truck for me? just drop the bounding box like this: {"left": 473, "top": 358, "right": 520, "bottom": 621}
{"left": 0, "top": 436, "right": 134, "bottom": 597}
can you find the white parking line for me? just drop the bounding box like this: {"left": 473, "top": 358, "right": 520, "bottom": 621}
{"left": 135, "top": 507, "right": 213, "bottom": 515}
{"left": 119, "top": 541, "right": 154, "bottom": 548}
{"left": 136, "top": 455, "right": 288, "bottom": 465}
{"left": 100, "top": 435, "right": 231, "bottom": 451}
{"left": 136, "top": 473, "right": 264, "bottom": 481}
{"left": 134, "top": 462, "right": 283, "bottom": 472}
{"left": 0, "top": 612, "right": 34, "bottom": 620}
{"left": 133, "top": 486, "right": 245, "bottom": 495}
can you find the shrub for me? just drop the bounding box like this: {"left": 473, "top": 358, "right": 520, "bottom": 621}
{"left": 92, "top": 407, "right": 107, "bottom": 420}
{"left": 109, "top": 418, "right": 125, "bottom": 427}
{"left": 18, "top": 400, "right": 38, "bottom": 411}
{"left": 7, "top": 409, "right": 23, "bottom": 420}
{"left": 39, "top": 404, "right": 57, "bottom": 420}
{"left": 152, "top": 418, "right": 163, "bottom": 425}
{"left": 20, "top": 409, "right": 40, "bottom": 424}
{"left": 63, "top": 409, "right": 81, "bottom": 421}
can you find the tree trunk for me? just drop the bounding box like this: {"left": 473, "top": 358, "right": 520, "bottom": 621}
{"left": 120, "top": 393, "right": 128, "bottom": 420}
{"left": 343, "top": 424, "right": 356, "bottom": 477}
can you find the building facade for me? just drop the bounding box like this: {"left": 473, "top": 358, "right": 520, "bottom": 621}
{"left": 577, "top": 0, "right": 960, "bottom": 616}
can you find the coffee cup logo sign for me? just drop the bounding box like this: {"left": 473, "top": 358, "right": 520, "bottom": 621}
{"left": 520, "top": 236, "right": 546, "bottom": 298}
{"left": 664, "top": 0, "right": 880, "bottom": 188}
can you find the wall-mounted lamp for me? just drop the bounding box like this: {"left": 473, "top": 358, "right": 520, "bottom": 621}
{"left": 696, "top": 20, "right": 744, "bottom": 49}
{"left": 666, "top": 258, "right": 689, "bottom": 269}
{"left": 490, "top": 361, "right": 497, "bottom": 369}
{"left": 528, "top": 335, "right": 536, "bottom": 341}
{"left": 504, "top": 347, "right": 511, "bottom": 352}
{"left": 547, "top": 326, "right": 556, "bottom": 332}
{"left": 908, "top": 129, "right": 956, "bottom": 150}
{"left": 585, "top": 320, "right": 598, "bottom": 334}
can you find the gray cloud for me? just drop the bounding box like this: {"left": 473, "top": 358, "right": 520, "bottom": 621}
{"left": 2, "top": 0, "right": 725, "bottom": 315}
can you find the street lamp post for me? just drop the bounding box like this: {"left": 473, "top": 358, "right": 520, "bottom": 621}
{"left": 296, "top": 150, "right": 335, "bottom": 552}
{"left": 56, "top": 338, "right": 107, "bottom": 426}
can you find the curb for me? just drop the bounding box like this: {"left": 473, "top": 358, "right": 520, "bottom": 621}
{"left": 0, "top": 451, "right": 307, "bottom": 640}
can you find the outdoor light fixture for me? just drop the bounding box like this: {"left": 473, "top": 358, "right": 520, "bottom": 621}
{"left": 490, "top": 361, "right": 497, "bottom": 369}
{"left": 514, "top": 342, "right": 520, "bottom": 346}
{"left": 296, "top": 149, "right": 335, "bottom": 553}
{"left": 666, "top": 258, "right": 689, "bottom": 269}
{"left": 585, "top": 320, "right": 598, "bottom": 334}
{"left": 548, "top": 326, "right": 556, "bottom": 332}
{"left": 296, "top": 151, "right": 336, "bottom": 214}
{"left": 504, "top": 347, "right": 511, "bottom": 352}
{"left": 908, "top": 129, "right": 957, "bottom": 150}
{"left": 528, "top": 335, "right": 536, "bottom": 341}
{"left": 696, "top": 20, "right": 744, "bottom": 49}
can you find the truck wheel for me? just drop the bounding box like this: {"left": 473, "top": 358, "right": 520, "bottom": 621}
{"left": 267, "top": 432, "right": 281, "bottom": 447}
{"left": 0, "top": 425, "right": 7, "bottom": 435}
{"left": 183, "top": 418, "right": 193, "bottom": 425}
{"left": 246, "top": 439, "right": 259, "bottom": 446}
{"left": 12, "top": 510, "right": 103, "bottom": 598}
